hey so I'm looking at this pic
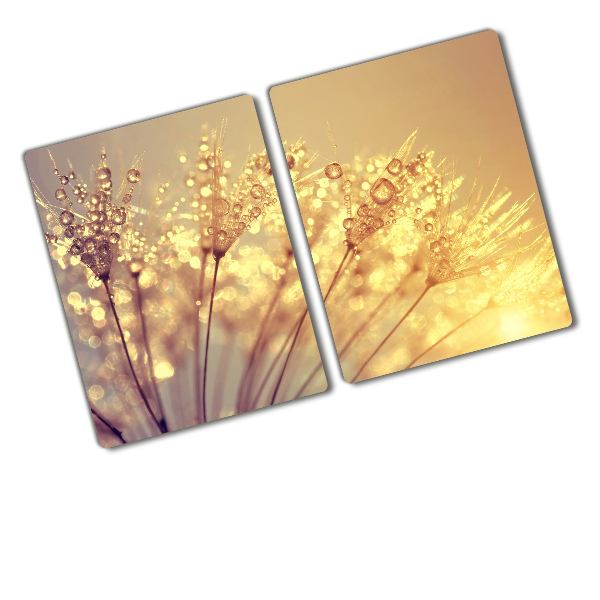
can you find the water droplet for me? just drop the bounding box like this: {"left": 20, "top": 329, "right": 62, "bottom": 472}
{"left": 59, "top": 175, "right": 69, "bottom": 186}
{"left": 424, "top": 223, "right": 434, "bottom": 232}
{"left": 122, "top": 194, "right": 132, "bottom": 204}
{"left": 112, "top": 209, "right": 126, "bottom": 225}
{"left": 342, "top": 180, "right": 352, "bottom": 191}
{"left": 214, "top": 198, "right": 230, "bottom": 217}
{"left": 343, "top": 218, "right": 354, "bottom": 230}
{"left": 70, "top": 240, "right": 83, "bottom": 255}
{"left": 286, "top": 154, "right": 296, "bottom": 169}
{"left": 126, "top": 169, "right": 141, "bottom": 183}
{"left": 386, "top": 158, "right": 403, "bottom": 175}
{"left": 217, "top": 229, "right": 227, "bottom": 241}
{"left": 64, "top": 225, "right": 75, "bottom": 239}
{"left": 250, "top": 206, "right": 261, "bottom": 218}
{"left": 84, "top": 238, "right": 97, "bottom": 253}
{"left": 55, "top": 189, "right": 68, "bottom": 202}
{"left": 373, "top": 218, "right": 384, "bottom": 229}
{"left": 324, "top": 162, "right": 342, "bottom": 180}
{"left": 59, "top": 210, "right": 75, "bottom": 226}
{"left": 81, "top": 252, "right": 94, "bottom": 265}
{"left": 96, "top": 166, "right": 111, "bottom": 181}
{"left": 207, "top": 226, "right": 214, "bottom": 235}
{"left": 357, "top": 204, "right": 370, "bottom": 218}
{"left": 109, "top": 232, "right": 120, "bottom": 244}
{"left": 97, "top": 242, "right": 111, "bottom": 259}
{"left": 233, "top": 203, "right": 243, "bottom": 215}
{"left": 45, "top": 233, "right": 58, "bottom": 244}
{"left": 251, "top": 184, "right": 265, "bottom": 200}
{"left": 430, "top": 240, "right": 440, "bottom": 253}
{"left": 53, "top": 169, "right": 59, "bottom": 175}
{"left": 370, "top": 178, "right": 395, "bottom": 205}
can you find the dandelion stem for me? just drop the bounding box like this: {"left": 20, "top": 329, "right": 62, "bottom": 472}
{"left": 214, "top": 332, "right": 236, "bottom": 414}
{"left": 201, "top": 255, "right": 221, "bottom": 424}
{"left": 133, "top": 273, "right": 168, "bottom": 432}
{"left": 292, "top": 283, "right": 400, "bottom": 398}
{"left": 102, "top": 279, "right": 166, "bottom": 434}
{"left": 91, "top": 406, "right": 126, "bottom": 445}
{"left": 350, "top": 285, "right": 431, "bottom": 383}
{"left": 236, "top": 259, "right": 291, "bottom": 413}
{"left": 246, "top": 311, "right": 302, "bottom": 410}
{"left": 194, "top": 249, "right": 209, "bottom": 423}
{"left": 403, "top": 306, "right": 488, "bottom": 370}
{"left": 269, "top": 246, "right": 354, "bottom": 406}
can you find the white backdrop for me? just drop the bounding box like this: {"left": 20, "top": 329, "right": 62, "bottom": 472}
{"left": 3, "top": 2, "right": 599, "bottom": 598}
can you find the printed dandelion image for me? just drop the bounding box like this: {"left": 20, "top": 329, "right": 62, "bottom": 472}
{"left": 26, "top": 96, "right": 326, "bottom": 447}
{"left": 270, "top": 30, "right": 571, "bottom": 385}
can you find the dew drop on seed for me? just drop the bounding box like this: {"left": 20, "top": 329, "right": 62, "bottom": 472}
{"left": 69, "top": 240, "right": 83, "bottom": 255}
{"left": 424, "top": 223, "right": 434, "bottom": 232}
{"left": 370, "top": 178, "right": 395, "bottom": 205}
{"left": 55, "top": 189, "right": 67, "bottom": 201}
{"left": 386, "top": 158, "right": 402, "bottom": 175}
{"left": 126, "top": 169, "right": 141, "bottom": 183}
{"left": 357, "top": 204, "right": 370, "bottom": 218}
{"left": 96, "top": 166, "right": 111, "bottom": 181}
{"left": 251, "top": 184, "right": 265, "bottom": 200}
{"left": 324, "top": 162, "right": 343, "bottom": 180}
{"left": 213, "top": 198, "right": 230, "bottom": 217}
{"left": 59, "top": 210, "right": 75, "bottom": 226}
{"left": 112, "top": 209, "right": 126, "bottom": 225}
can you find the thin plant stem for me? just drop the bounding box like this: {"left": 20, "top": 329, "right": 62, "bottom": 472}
{"left": 201, "top": 255, "right": 221, "bottom": 424}
{"left": 194, "top": 249, "right": 209, "bottom": 423}
{"left": 403, "top": 306, "right": 488, "bottom": 370}
{"left": 133, "top": 273, "right": 168, "bottom": 432}
{"left": 102, "top": 279, "right": 166, "bottom": 434}
{"left": 91, "top": 406, "right": 126, "bottom": 444}
{"left": 236, "top": 258, "right": 291, "bottom": 413}
{"left": 293, "top": 283, "right": 400, "bottom": 399}
{"left": 350, "top": 285, "right": 431, "bottom": 383}
{"left": 214, "top": 332, "right": 236, "bottom": 416}
{"left": 246, "top": 311, "right": 302, "bottom": 411}
{"left": 269, "top": 245, "right": 354, "bottom": 406}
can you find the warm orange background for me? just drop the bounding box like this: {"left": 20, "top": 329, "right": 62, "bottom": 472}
{"left": 271, "top": 30, "right": 547, "bottom": 223}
